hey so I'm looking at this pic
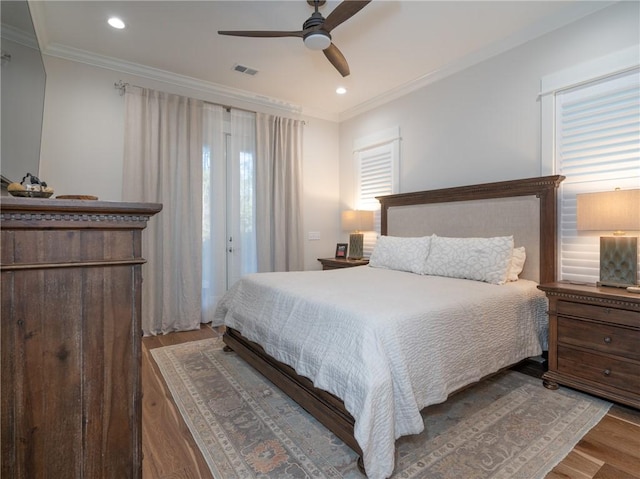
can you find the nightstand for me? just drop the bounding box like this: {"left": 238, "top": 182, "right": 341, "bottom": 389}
{"left": 538, "top": 282, "right": 640, "bottom": 409}
{"left": 317, "top": 258, "right": 369, "bottom": 270}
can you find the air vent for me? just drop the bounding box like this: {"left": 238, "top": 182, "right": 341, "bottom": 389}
{"left": 233, "top": 64, "right": 258, "bottom": 76}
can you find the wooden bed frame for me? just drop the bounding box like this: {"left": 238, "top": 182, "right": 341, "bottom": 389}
{"left": 223, "top": 174, "right": 564, "bottom": 471}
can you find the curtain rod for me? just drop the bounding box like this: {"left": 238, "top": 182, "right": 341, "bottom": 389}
{"left": 113, "top": 80, "right": 243, "bottom": 112}
{"left": 113, "top": 80, "right": 306, "bottom": 124}
{"left": 114, "top": 80, "right": 129, "bottom": 96}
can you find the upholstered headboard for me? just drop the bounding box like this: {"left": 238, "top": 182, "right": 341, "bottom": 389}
{"left": 377, "top": 175, "right": 564, "bottom": 284}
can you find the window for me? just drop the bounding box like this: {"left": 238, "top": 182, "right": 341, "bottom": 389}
{"left": 542, "top": 47, "right": 640, "bottom": 284}
{"left": 354, "top": 127, "right": 400, "bottom": 256}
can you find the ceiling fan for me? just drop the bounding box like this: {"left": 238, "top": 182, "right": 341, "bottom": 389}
{"left": 218, "top": 0, "right": 371, "bottom": 77}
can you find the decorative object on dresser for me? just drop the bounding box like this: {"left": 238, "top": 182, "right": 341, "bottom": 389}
{"left": 56, "top": 194, "right": 99, "bottom": 200}
{"left": 6, "top": 173, "right": 54, "bottom": 198}
{"left": 1, "top": 197, "right": 162, "bottom": 478}
{"left": 576, "top": 188, "right": 640, "bottom": 288}
{"left": 341, "top": 209, "right": 374, "bottom": 259}
{"left": 538, "top": 282, "right": 640, "bottom": 409}
{"left": 318, "top": 257, "right": 369, "bottom": 270}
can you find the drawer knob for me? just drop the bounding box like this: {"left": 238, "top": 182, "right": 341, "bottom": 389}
{"left": 603, "top": 369, "right": 611, "bottom": 376}
{"left": 603, "top": 336, "right": 612, "bottom": 344}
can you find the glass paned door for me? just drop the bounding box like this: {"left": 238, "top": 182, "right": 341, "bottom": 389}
{"left": 202, "top": 106, "right": 257, "bottom": 321}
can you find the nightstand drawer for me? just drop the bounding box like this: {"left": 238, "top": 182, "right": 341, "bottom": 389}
{"left": 557, "top": 317, "right": 640, "bottom": 361}
{"left": 557, "top": 345, "right": 640, "bottom": 394}
{"left": 557, "top": 300, "right": 639, "bottom": 328}
{"left": 539, "top": 282, "right": 640, "bottom": 408}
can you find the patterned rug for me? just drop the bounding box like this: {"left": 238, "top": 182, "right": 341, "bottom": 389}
{"left": 151, "top": 338, "right": 611, "bottom": 479}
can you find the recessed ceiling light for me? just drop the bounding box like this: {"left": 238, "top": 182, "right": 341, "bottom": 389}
{"left": 336, "top": 87, "right": 347, "bottom": 95}
{"left": 108, "top": 17, "right": 126, "bottom": 29}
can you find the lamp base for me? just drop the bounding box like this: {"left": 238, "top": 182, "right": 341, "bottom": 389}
{"left": 597, "top": 236, "right": 638, "bottom": 288}
{"left": 348, "top": 233, "right": 364, "bottom": 260}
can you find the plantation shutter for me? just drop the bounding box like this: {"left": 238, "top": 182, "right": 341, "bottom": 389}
{"left": 555, "top": 68, "right": 640, "bottom": 284}
{"left": 354, "top": 128, "right": 400, "bottom": 256}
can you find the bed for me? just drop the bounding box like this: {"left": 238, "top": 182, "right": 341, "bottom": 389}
{"left": 213, "top": 175, "right": 564, "bottom": 479}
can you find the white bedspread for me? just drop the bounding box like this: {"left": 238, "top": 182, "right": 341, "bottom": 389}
{"left": 212, "top": 266, "right": 548, "bottom": 479}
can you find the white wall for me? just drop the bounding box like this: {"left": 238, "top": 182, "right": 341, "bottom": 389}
{"left": 35, "top": 2, "right": 640, "bottom": 271}
{"left": 38, "top": 56, "right": 340, "bottom": 270}
{"left": 39, "top": 58, "right": 126, "bottom": 200}
{"left": 301, "top": 117, "right": 340, "bottom": 269}
{"left": 338, "top": 2, "right": 640, "bottom": 203}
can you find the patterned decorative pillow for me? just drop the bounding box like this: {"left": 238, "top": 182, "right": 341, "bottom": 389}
{"left": 507, "top": 246, "right": 526, "bottom": 281}
{"left": 369, "top": 235, "right": 432, "bottom": 274}
{"left": 424, "top": 235, "right": 514, "bottom": 285}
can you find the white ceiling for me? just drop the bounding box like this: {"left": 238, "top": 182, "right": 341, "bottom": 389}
{"left": 27, "top": 0, "right": 611, "bottom": 120}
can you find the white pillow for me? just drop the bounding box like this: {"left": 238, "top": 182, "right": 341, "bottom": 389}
{"left": 369, "top": 235, "right": 432, "bottom": 274}
{"left": 424, "top": 235, "right": 514, "bottom": 285}
{"left": 507, "top": 246, "right": 526, "bottom": 281}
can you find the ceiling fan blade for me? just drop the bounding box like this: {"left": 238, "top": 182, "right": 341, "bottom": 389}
{"left": 218, "top": 30, "right": 305, "bottom": 38}
{"left": 322, "top": 0, "right": 371, "bottom": 32}
{"left": 323, "top": 43, "right": 350, "bottom": 77}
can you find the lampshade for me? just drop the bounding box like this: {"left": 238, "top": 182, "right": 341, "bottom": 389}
{"left": 576, "top": 188, "right": 640, "bottom": 288}
{"left": 341, "top": 210, "right": 374, "bottom": 232}
{"left": 577, "top": 189, "right": 640, "bottom": 233}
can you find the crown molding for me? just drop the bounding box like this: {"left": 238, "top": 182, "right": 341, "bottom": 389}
{"left": 338, "top": 0, "right": 615, "bottom": 122}
{"left": 43, "top": 42, "right": 341, "bottom": 122}
{"left": 43, "top": 42, "right": 311, "bottom": 116}
{"left": 34, "top": 0, "right": 613, "bottom": 124}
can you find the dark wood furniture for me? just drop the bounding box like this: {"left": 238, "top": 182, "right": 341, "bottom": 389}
{"left": 317, "top": 257, "right": 369, "bottom": 270}
{"left": 223, "top": 175, "right": 564, "bottom": 471}
{"left": 538, "top": 282, "right": 640, "bottom": 409}
{"left": 1, "top": 198, "right": 161, "bottom": 478}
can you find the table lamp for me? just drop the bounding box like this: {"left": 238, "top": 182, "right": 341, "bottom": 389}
{"left": 341, "top": 210, "right": 374, "bottom": 260}
{"left": 576, "top": 188, "right": 640, "bottom": 288}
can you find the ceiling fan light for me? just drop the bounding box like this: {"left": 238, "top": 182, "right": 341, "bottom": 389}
{"left": 304, "top": 32, "right": 331, "bottom": 51}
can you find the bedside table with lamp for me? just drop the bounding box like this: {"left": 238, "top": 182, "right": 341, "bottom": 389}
{"left": 538, "top": 188, "right": 640, "bottom": 409}
{"left": 341, "top": 209, "right": 374, "bottom": 260}
{"left": 318, "top": 210, "right": 374, "bottom": 270}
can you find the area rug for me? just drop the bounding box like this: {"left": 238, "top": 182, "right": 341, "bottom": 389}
{"left": 151, "top": 338, "right": 611, "bottom": 479}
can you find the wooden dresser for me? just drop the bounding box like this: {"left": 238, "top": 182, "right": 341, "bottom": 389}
{"left": 538, "top": 282, "right": 640, "bottom": 409}
{"left": 1, "top": 198, "right": 161, "bottom": 478}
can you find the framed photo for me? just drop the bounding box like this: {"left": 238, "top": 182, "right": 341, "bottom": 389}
{"left": 335, "top": 243, "right": 348, "bottom": 259}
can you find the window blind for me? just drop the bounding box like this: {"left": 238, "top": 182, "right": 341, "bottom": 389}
{"left": 555, "top": 68, "right": 640, "bottom": 284}
{"left": 356, "top": 140, "right": 399, "bottom": 256}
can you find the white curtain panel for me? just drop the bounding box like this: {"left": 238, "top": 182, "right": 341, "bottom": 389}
{"left": 123, "top": 87, "right": 204, "bottom": 335}
{"left": 201, "top": 103, "right": 226, "bottom": 324}
{"left": 256, "top": 113, "right": 305, "bottom": 272}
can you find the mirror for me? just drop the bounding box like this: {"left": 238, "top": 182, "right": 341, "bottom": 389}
{"left": 1, "top": 0, "right": 46, "bottom": 186}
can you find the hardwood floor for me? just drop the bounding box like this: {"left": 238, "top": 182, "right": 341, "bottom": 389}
{"left": 142, "top": 326, "right": 217, "bottom": 479}
{"left": 142, "top": 325, "right": 640, "bottom": 479}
